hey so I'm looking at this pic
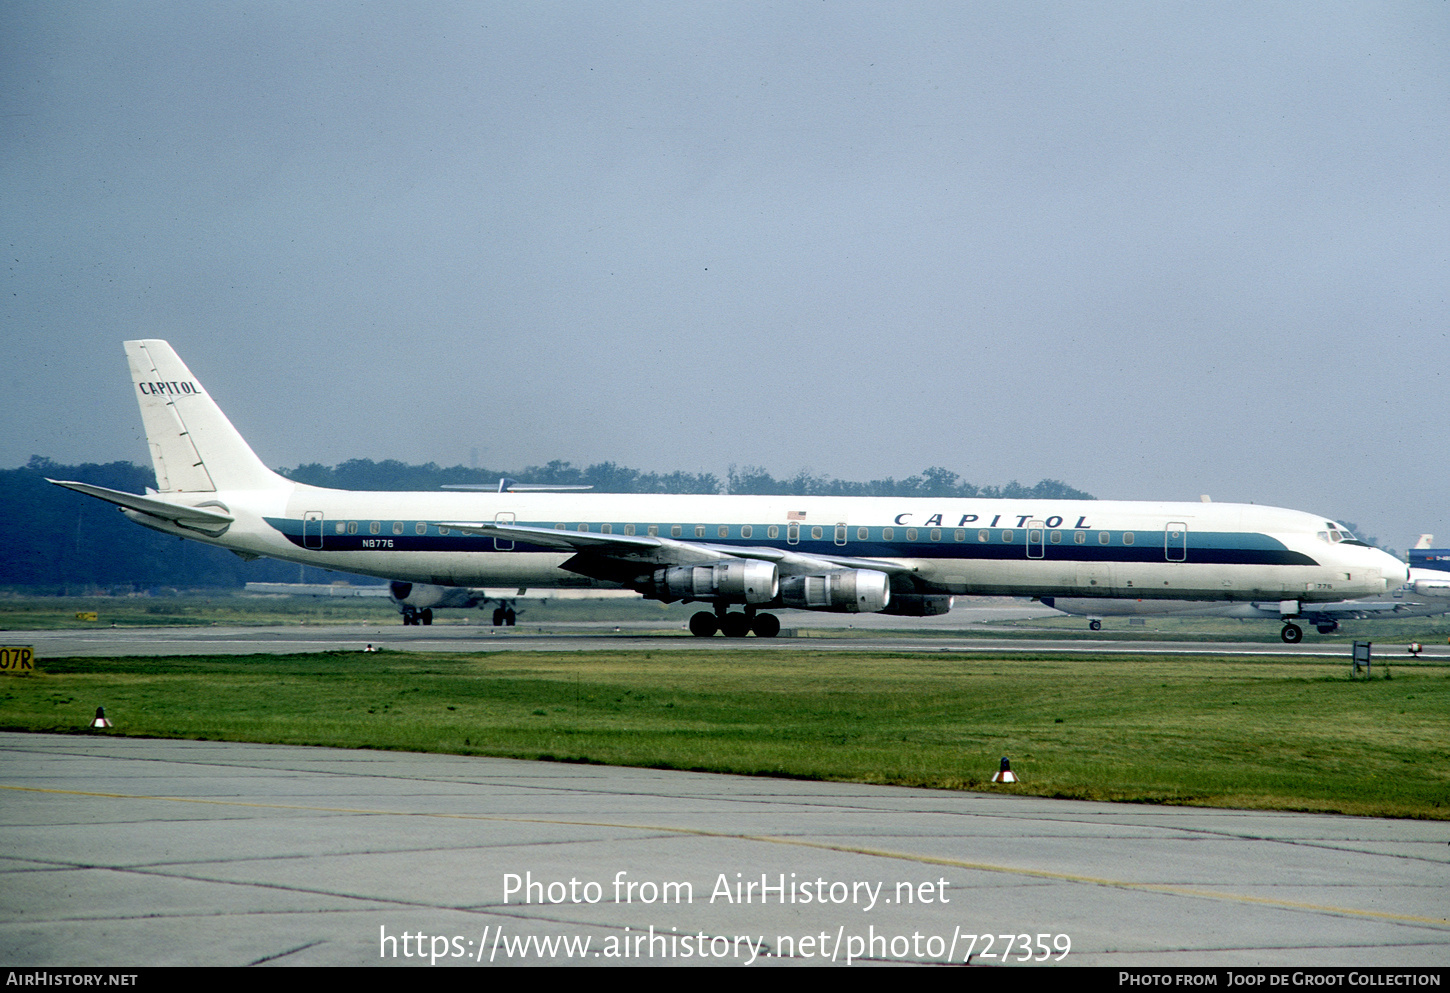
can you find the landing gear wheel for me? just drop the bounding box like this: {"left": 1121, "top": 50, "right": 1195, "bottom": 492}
{"left": 1316, "top": 621, "right": 1339, "bottom": 634}
{"left": 751, "top": 612, "right": 781, "bottom": 638}
{"left": 1281, "top": 623, "right": 1302, "bottom": 644}
{"left": 1089, "top": 619, "right": 1102, "bottom": 631}
{"left": 421, "top": 608, "right": 433, "bottom": 626}
{"left": 689, "top": 611, "right": 719, "bottom": 637}
{"left": 720, "top": 612, "right": 751, "bottom": 638}
{"left": 504, "top": 607, "right": 516, "bottom": 626}
{"left": 493, "top": 608, "right": 505, "bottom": 626}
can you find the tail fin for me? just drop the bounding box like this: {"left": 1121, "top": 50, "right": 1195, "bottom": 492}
{"left": 124, "top": 340, "right": 283, "bottom": 492}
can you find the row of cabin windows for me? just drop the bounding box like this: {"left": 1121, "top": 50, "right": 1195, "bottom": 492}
{"left": 333, "top": 521, "right": 430, "bottom": 535}
{"left": 330, "top": 521, "right": 1137, "bottom": 545}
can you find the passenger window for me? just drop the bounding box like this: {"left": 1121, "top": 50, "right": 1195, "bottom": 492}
{"left": 930, "top": 529, "right": 941, "bottom": 542}
{"left": 671, "top": 525, "right": 682, "bottom": 537}
{"left": 370, "top": 522, "right": 380, "bottom": 535}
{"left": 1074, "top": 531, "right": 1086, "bottom": 544}
{"left": 1050, "top": 530, "right": 1061, "bottom": 543}
{"left": 883, "top": 527, "right": 894, "bottom": 541}
{"left": 601, "top": 524, "right": 612, "bottom": 534}
{"left": 787, "top": 524, "right": 799, "bottom": 544}
{"left": 415, "top": 522, "right": 426, "bottom": 535}
{"left": 741, "top": 525, "right": 752, "bottom": 539}
{"left": 858, "top": 527, "right": 869, "bottom": 541}
{"left": 978, "top": 529, "right": 989, "bottom": 542}
{"left": 334, "top": 522, "right": 345, "bottom": 534}
{"left": 1002, "top": 530, "right": 1014, "bottom": 542}
{"left": 439, "top": 526, "right": 450, "bottom": 535}
{"left": 1124, "top": 532, "right": 1135, "bottom": 545}
{"left": 1098, "top": 531, "right": 1110, "bottom": 544}
{"left": 811, "top": 526, "right": 823, "bottom": 540}
{"left": 954, "top": 529, "right": 965, "bottom": 541}
{"left": 906, "top": 528, "right": 918, "bottom": 541}
{"left": 648, "top": 525, "right": 658, "bottom": 537}
{"left": 719, "top": 525, "right": 729, "bottom": 538}
{"left": 393, "top": 522, "right": 403, "bottom": 535}
{"left": 624, "top": 524, "right": 636, "bottom": 536}
{"left": 695, "top": 525, "right": 706, "bottom": 538}
{"left": 767, "top": 525, "right": 778, "bottom": 539}
{"left": 555, "top": 523, "right": 566, "bottom": 530}
{"left": 347, "top": 522, "right": 357, "bottom": 534}
{"left": 578, "top": 523, "right": 589, "bottom": 532}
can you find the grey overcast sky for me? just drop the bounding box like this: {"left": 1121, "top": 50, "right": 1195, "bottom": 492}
{"left": 3, "top": 3, "right": 1446, "bottom": 550}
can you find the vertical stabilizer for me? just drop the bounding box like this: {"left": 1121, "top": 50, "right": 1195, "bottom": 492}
{"left": 124, "top": 340, "right": 282, "bottom": 492}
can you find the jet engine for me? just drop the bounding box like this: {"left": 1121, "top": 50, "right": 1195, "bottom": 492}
{"left": 1411, "top": 569, "right": 1450, "bottom": 600}
{"left": 645, "top": 560, "right": 779, "bottom": 604}
{"left": 778, "top": 570, "right": 891, "bottom": 613}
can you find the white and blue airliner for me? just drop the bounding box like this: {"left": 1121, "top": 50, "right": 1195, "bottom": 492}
{"left": 50, "top": 341, "right": 1409, "bottom": 638}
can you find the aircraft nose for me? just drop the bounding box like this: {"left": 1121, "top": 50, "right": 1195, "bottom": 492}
{"left": 1379, "top": 550, "right": 1409, "bottom": 586}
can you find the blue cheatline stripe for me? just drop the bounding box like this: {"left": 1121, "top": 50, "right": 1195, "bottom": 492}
{"left": 263, "top": 518, "right": 1319, "bottom": 567}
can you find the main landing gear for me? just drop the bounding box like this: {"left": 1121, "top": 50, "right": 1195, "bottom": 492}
{"left": 689, "top": 605, "right": 781, "bottom": 638}
{"left": 491, "top": 606, "right": 516, "bottom": 627}
{"left": 1089, "top": 619, "right": 1102, "bottom": 631}
{"left": 402, "top": 608, "right": 433, "bottom": 626}
{"left": 1280, "top": 622, "right": 1303, "bottom": 644}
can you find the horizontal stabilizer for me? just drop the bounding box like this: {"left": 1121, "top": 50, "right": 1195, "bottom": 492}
{"left": 48, "top": 479, "right": 234, "bottom": 532}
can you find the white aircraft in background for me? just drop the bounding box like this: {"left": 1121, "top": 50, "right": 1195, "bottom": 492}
{"left": 50, "top": 340, "right": 1408, "bottom": 637}
{"left": 244, "top": 579, "right": 637, "bottom": 626}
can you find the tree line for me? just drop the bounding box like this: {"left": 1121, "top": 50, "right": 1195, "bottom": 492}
{"left": 2, "top": 456, "right": 1094, "bottom": 591}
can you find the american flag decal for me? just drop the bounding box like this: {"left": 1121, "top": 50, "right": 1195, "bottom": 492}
{"left": 787, "top": 510, "right": 806, "bottom": 521}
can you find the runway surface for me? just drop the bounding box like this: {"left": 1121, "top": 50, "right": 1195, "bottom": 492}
{"left": 14, "top": 622, "right": 1449, "bottom": 660}
{"left": 1, "top": 732, "right": 1446, "bottom": 967}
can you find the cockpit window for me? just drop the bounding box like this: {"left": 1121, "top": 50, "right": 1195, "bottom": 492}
{"left": 1320, "top": 522, "right": 1368, "bottom": 546}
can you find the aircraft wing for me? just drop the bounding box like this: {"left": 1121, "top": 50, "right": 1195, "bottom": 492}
{"left": 1302, "top": 601, "right": 1404, "bottom": 619}
{"left": 436, "top": 521, "right": 915, "bottom": 576}
{"left": 1269, "top": 599, "right": 1437, "bottom": 620}
{"left": 438, "top": 522, "right": 728, "bottom": 566}
{"left": 48, "top": 479, "right": 235, "bottom": 532}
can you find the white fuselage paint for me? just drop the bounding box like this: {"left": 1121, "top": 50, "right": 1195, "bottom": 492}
{"left": 127, "top": 486, "right": 1407, "bottom": 604}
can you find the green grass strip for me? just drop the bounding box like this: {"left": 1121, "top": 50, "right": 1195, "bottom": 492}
{"left": 3, "top": 649, "right": 1447, "bottom": 819}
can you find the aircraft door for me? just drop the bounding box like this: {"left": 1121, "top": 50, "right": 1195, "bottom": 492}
{"left": 834, "top": 523, "right": 847, "bottom": 546}
{"left": 303, "top": 512, "right": 323, "bottom": 549}
{"left": 495, "top": 512, "right": 515, "bottom": 551}
{"left": 1165, "top": 522, "right": 1187, "bottom": 562}
{"left": 1027, "top": 520, "right": 1045, "bottom": 559}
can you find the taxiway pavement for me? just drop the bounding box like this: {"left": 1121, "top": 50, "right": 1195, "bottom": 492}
{"left": 1, "top": 732, "right": 1446, "bottom": 967}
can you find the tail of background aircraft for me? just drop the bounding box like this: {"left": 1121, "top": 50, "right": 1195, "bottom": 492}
{"left": 124, "top": 340, "right": 283, "bottom": 492}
